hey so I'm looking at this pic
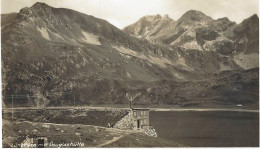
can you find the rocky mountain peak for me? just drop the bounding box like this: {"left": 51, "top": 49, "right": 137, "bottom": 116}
{"left": 123, "top": 14, "right": 175, "bottom": 39}
{"left": 1, "top": 3, "right": 258, "bottom": 108}
{"left": 183, "top": 10, "right": 207, "bottom": 16}
{"left": 140, "top": 14, "right": 162, "bottom": 22}
{"left": 235, "top": 14, "right": 259, "bottom": 33}
{"left": 163, "top": 14, "right": 169, "bottom": 18}
{"left": 162, "top": 14, "right": 174, "bottom": 22}
{"left": 247, "top": 14, "right": 259, "bottom": 23}
{"left": 251, "top": 14, "right": 259, "bottom": 19}
{"left": 139, "top": 14, "right": 174, "bottom": 23}
{"left": 179, "top": 10, "right": 212, "bottom": 22}
{"left": 17, "top": 2, "right": 54, "bottom": 21}
{"left": 32, "top": 2, "right": 51, "bottom": 8}
{"left": 217, "top": 17, "right": 230, "bottom": 22}
{"left": 30, "top": 2, "right": 53, "bottom": 14}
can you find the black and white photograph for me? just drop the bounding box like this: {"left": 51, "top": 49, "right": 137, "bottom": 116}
{"left": 1, "top": 0, "right": 259, "bottom": 147}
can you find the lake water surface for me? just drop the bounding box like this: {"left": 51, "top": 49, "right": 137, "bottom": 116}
{"left": 150, "top": 110, "right": 259, "bottom": 147}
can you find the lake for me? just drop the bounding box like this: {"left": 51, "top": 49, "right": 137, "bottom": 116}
{"left": 150, "top": 110, "right": 259, "bottom": 147}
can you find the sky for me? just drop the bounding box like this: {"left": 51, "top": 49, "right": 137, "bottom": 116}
{"left": 1, "top": 0, "right": 259, "bottom": 29}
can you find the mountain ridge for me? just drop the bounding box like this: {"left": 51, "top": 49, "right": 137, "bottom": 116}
{"left": 124, "top": 11, "right": 258, "bottom": 47}
{"left": 1, "top": 3, "right": 258, "bottom": 108}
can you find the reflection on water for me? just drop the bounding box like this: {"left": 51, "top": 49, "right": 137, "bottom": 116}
{"left": 150, "top": 111, "right": 259, "bottom": 147}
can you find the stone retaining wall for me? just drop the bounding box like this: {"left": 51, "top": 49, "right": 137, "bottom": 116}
{"left": 114, "top": 110, "right": 134, "bottom": 130}
{"left": 3, "top": 109, "right": 128, "bottom": 127}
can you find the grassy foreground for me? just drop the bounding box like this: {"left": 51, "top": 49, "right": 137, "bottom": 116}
{"left": 3, "top": 115, "right": 186, "bottom": 147}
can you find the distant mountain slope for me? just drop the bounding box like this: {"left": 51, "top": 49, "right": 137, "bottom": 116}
{"left": 1, "top": 12, "right": 17, "bottom": 28}
{"left": 233, "top": 14, "right": 259, "bottom": 54}
{"left": 124, "top": 11, "right": 259, "bottom": 70}
{"left": 124, "top": 14, "right": 175, "bottom": 40}
{"left": 1, "top": 3, "right": 258, "bottom": 108}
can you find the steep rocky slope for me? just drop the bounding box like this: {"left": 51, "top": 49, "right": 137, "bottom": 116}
{"left": 124, "top": 11, "right": 259, "bottom": 70}
{"left": 1, "top": 3, "right": 258, "bottom": 108}
{"left": 124, "top": 14, "right": 175, "bottom": 41}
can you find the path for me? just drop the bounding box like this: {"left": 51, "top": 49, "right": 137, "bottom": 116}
{"left": 152, "top": 108, "right": 259, "bottom": 113}
{"left": 96, "top": 135, "right": 123, "bottom": 147}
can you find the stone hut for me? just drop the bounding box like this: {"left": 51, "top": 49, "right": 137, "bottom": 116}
{"left": 114, "top": 108, "right": 150, "bottom": 130}
{"left": 132, "top": 108, "right": 150, "bottom": 129}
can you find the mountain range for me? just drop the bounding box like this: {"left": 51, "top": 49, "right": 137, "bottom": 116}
{"left": 1, "top": 2, "right": 259, "bottom": 108}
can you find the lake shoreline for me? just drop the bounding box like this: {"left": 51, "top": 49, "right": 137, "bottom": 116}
{"left": 3, "top": 106, "right": 259, "bottom": 113}
{"left": 151, "top": 108, "right": 259, "bottom": 112}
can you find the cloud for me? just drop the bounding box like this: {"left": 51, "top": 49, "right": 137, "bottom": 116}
{"left": 1, "top": 0, "right": 258, "bottom": 28}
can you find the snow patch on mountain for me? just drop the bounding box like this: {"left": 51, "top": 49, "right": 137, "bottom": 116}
{"left": 175, "top": 57, "right": 193, "bottom": 71}
{"left": 81, "top": 31, "right": 101, "bottom": 45}
{"left": 172, "top": 72, "right": 185, "bottom": 80}
{"left": 182, "top": 41, "right": 203, "bottom": 50}
{"left": 147, "top": 55, "right": 172, "bottom": 67}
{"left": 113, "top": 45, "right": 172, "bottom": 67}
{"left": 37, "top": 27, "right": 50, "bottom": 40}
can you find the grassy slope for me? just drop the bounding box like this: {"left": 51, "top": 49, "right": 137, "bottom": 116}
{"left": 2, "top": 119, "right": 186, "bottom": 147}
{"left": 105, "top": 133, "right": 186, "bottom": 147}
